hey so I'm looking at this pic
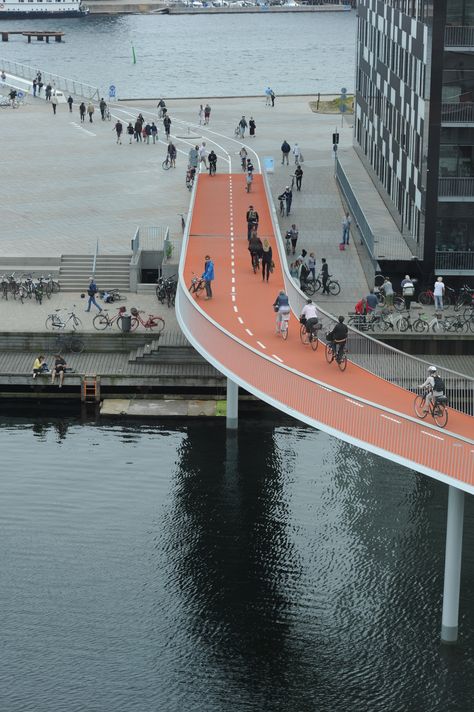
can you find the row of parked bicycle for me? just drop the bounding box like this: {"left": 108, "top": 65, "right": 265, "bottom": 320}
{"left": 373, "top": 276, "right": 474, "bottom": 311}
{"left": 348, "top": 306, "right": 474, "bottom": 334}
{"left": 1, "top": 273, "right": 61, "bottom": 304}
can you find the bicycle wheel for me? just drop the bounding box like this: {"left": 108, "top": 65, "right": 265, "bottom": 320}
{"left": 150, "top": 317, "right": 165, "bottom": 334}
{"left": 433, "top": 403, "right": 448, "bottom": 428}
{"left": 414, "top": 395, "right": 428, "bottom": 419}
{"left": 300, "top": 325, "right": 309, "bottom": 344}
{"left": 378, "top": 318, "right": 391, "bottom": 332}
{"left": 156, "top": 286, "right": 166, "bottom": 303}
{"left": 328, "top": 280, "right": 341, "bottom": 296}
{"left": 51, "top": 281, "right": 61, "bottom": 294}
{"left": 162, "top": 159, "right": 171, "bottom": 170}
{"left": 130, "top": 317, "right": 140, "bottom": 331}
{"left": 418, "top": 291, "right": 432, "bottom": 306}
{"left": 313, "top": 279, "right": 322, "bottom": 293}
{"left": 303, "top": 281, "right": 315, "bottom": 296}
{"left": 398, "top": 317, "right": 410, "bottom": 332}
{"left": 325, "top": 344, "right": 334, "bottom": 363}
{"left": 45, "top": 283, "right": 52, "bottom": 299}
{"left": 310, "top": 334, "right": 319, "bottom": 351}
{"left": 45, "top": 315, "right": 58, "bottom": 330}
{"left": 413, "top": 319, "right": 429, "bottom": 333}
{"left": 71, "top": 316, "right": 82, "bottom": 331}
{"left": 374, "top": 274, "right": 385, "bottom": 287}
{"left": 337, "top": 352, "right": 347, "bottom": 371}
{"left": 70, "top": 337, "right": 85, "bottom": 354}
{"left": 281, "top": 319, "right": 289, "bottom": 340}
{"left": 393, "top": 296, "right": 405, "bottom": 312}
{"left": 93, "top": 313, "right": 110, "bottom": 331}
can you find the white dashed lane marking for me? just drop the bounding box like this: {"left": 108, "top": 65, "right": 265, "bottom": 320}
{"left": 345, "top": 399, "right": 364, "bottom": 408}
{"left": 421, "top": 431, "right": 444, "bottom": 441}
{"left": 238, "top": 317, "right": 244, "bottom": 324}
{"left": 272, "top": 354, "right": 284, "bottom": 363}
{"left": 257, "top": 341, "right": 266, "bottom": 349}
{"left": 233, "top": 306, "right": 238, "bottom": 312}
{"left": 245, "top": 329, "right": 253, "bottom": 336}
{"left": 380, "top": 414, "right": 401, "bottom": 424}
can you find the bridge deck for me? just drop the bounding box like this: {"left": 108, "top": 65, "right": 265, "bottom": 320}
{"left": 181, "top": 173, "right": 474, "bottom": 489}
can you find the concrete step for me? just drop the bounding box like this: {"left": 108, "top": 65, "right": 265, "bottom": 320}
{"left": 59, "top": 253, "right": 131, "bottom": 292}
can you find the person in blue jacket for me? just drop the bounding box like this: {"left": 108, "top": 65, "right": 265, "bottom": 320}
{"left": 202, "top": 255, "right": 215, "bottom": 300}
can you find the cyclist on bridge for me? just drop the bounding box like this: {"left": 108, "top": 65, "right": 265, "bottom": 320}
{"left": 327, "top": 316, "right": 348, "bottom": 362}
{"left": 418, "top": 366, "right": 445, "bottom": 413}
{"left": 273, "top": 291, "right": 290, "bottom": 335}
{"left": 300, "top": 299, "right": 319, "bottom": 338}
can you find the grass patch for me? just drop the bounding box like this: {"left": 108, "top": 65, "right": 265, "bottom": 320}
{"left": 310, "top": 96, "right": 354, "bottom": 114}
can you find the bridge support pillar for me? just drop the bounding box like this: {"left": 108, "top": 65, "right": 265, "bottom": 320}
{"left": 226, "top": 378, "right": 238, "bottom": 429}
{"left": 441, "top": 485, "right": 465, "bottom": 644}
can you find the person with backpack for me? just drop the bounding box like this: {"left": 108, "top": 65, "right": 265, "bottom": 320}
{"left": 401, "top": 274, "right": 416, "bottom": 310}
{"left": 299, "top": 260, "right": 310, "bottom": 291}
{"left": 85, "top": 277, "right": 102, "bottom": 313}
{"left": 246, "top": 205, "right": 259, "bottom": 241}
{"left": 281, "top": 140, "right": 291, "bottom": 165}
{"left": 238, "top": 116, "right": 248, "bottom": 138}
{"left": 418, "top": 366, "right": 445, "bottom": 414}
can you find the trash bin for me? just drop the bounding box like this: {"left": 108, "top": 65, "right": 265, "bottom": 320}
{"left": 120, "top": 313, "right": 131, "bottom": 333}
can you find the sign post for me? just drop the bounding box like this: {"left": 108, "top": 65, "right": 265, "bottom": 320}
{"left": 340, "top": 87, "right": 347, "bottom": 127}
{"left": 108, "top": 84, "right": 116, "bottom": 101}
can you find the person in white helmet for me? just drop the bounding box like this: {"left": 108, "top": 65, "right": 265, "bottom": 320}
{"left": 418, "top": 366, "right": 445, "bottom": 413}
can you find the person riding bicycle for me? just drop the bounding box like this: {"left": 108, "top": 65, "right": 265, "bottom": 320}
{"left": 300, "top": 299, "right": 319, "bottom": 338}
{"left": 327, "top": 316, "right": 348, "bottom": 362}
{"left": 248, "top": 234, "right": 263, "bottom": 270}
{"left": 246, "top": 205, "right": 259, "bottom": 241}
{"left": 208, "top": 150, "right": 217, "bottom": 176}
{"left": 418, "top": 366, "right": 445, "bottom": 413}
{"left": 273, "top": 291, "right": 290, "bottom": 334}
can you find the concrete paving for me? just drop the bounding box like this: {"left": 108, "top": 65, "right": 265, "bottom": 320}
{"left": 1, "top": 89, "right": 386, "bottom": 332}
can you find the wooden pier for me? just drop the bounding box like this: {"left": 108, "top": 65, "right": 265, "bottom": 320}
{"left": 1, "top": 31, "right": 64, "bottom": 43}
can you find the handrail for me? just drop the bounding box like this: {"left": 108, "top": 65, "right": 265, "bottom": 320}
{"left": 0, "top": 58, "right": 100, "bottom": 101}
{"left": 261, "top": 169, "right": 474, "bottom": 416}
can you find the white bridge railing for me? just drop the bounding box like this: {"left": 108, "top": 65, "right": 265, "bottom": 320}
{"left": 0, "top": 58, "right": 100, "bottom": 101}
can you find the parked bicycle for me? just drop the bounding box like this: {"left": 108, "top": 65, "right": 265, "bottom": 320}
{"left": 129, "top": 307, "right": 165, "bottom": 333}
{"left": 453, "top": 284, "right": 474, "bottom": 311}
{"left": 93, "top": 306, "right": 127, "bottom": 331}
{"left": 45, "top": 307, "right": 82, "bottom": 331}
{"left": 418, "top": 285, "right": 455, "bottom": 307}
{"left": 53, "top": 333, "right": 85, "bottom": 354}
{"left": 414, "top": 392, "right": 448, "bottom": 428}
{"left": 156, "top": 275, "right": 177, "bottom": 307}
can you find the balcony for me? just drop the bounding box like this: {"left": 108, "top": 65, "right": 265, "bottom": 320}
{"left": 445, "top": 25, "right": 474, "bottom": 49}
{"left": 435, "top": 251, "right": 474, "bottom": 274}
{"left": 438, "top": 177, "right": 474, "bottom": 201}
{"left": 441, "top": 102, "right": 474, "bottom": 124}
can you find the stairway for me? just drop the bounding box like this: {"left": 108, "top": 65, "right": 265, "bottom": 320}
{"left": 59, "top": 254, "right": 132, "bottom": 292}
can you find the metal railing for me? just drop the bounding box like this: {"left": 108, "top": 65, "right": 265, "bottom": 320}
{"left": 262, "top": 170, "right": 474, "bottom": 417}
{"left": 445, "top": 26, "right": 474, "bottom": 47}
{"left": 0, "top": 58, "right": 100, "bottom": 101}
{"left": 130, "top": 226, "right": 168, "bottom": 254}
{"left": 441, "top": 102, "right": 474, "bottom": 123}
{"left": 439, "top": 177, "right": 474, "bottom": 198}
{"left": 335, "top": 157, "right": 376, "bottom": 262}
{"left": 436, "top": 251, "right": 474, "bottom": 272}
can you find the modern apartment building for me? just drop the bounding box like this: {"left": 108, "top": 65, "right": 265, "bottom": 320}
{"left": 354, "top": 0, "right": 474, "bottom": 277}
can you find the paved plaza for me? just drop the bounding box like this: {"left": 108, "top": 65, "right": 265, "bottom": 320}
{"left": 2, "top": 89, "right": 389, "bottom": 332}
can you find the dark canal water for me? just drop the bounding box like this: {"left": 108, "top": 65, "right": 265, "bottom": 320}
{"left": 1, "top": 415, "right": 474, "bottom": 711}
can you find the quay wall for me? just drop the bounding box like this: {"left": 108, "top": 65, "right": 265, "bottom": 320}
{"left": 86, "top": 2, "right": 348, "bottom": 15}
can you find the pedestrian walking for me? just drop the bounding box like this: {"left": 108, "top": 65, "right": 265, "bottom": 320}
{"left": 381, "top": 277, "right": 394, "bottom": 310}
{"left": 87, "top": 102, "right": 95, "bottom": 123}
{"left": 202, "top": 255, "right": 214, "bottom": 300}
{"left": 342, "top": 212, "right": 351, "bottom": 246}
{"left": 401, "top": 275, "right": 416, "bottom": 311}
{"left": 198, "top": 104, "right": 204, "bottom": 125}
{"left": 168, "top": 141, "right": 177, "bottom": 168}
{"left": 293, "top": 143, "right": 301, "bottom": 164}
{"left": 114, "top": 120, "right": 123, "bottom": 144}
{"left": 238, "top": 116, "right": 248, "bottom": 138}
{"left": 134, "top": 119, "right": 142, "bottom": 142}
{"left": 127, "top": 122, "right": 134, "bottom": 143}
{"left": 157, "top": 98, "right": 166, "bottom": 118}
{"left": 45, "top": 83, "right": 52, "bottom": 101}
{"left": 249, "top": 117, "right": 256, "bottom": 137}
{"left": 270, "top": 90, "right": 275, "bottom": 107}
{"left": 99, "top": 97, "right": 107, "bottom": 120}
{"left": 163, "top": 114, "right": 171, "bottom": 139}
{"left": 208, "top": 149, "right": 217, "bottom": 176}
{"left": 295, "top": 164, "right": 303, "bottom": 191}
{"left": 85, "top": 277, "right": 102, "bottom": 313}
{"left": 285, "top": 186, "right": 293, "bottom": 216}
{"left": 151, "top": 122, "right": 158, "bottom": 144}
{"left": 204, "top": 103, "right": 211, "bottom": 124}
{"left": 51, "top": 94, "right": 58, "bottom": 115}
{"left": 261, "top": 239, "right": 273, "bottom": 282}
{"left": 308, "top": 252, "right": 316, "bottom": 280}
{"left": 32, "top": 78, "right": 37, "bottom": 97}
{"left": 287, "top": 224, "right": 298, "bottom": 254}
{"left": 189, "top": 145, "right": 199, "bottom": 169}
{"left": 79, "top": 102, "right": 86, "bottom": 123}
{"left": 321, "top": 258, "right": 330, "bottom": 294}
{"left": 37, "top": 80, "right": 43, "bottom": 96}
{"left": 434, "top": 276, "right": 445, "bottom": 310}
{"left": 144, "top": 123, "right": 152, "bottom": 144}
{"left": 199, "top": 142, "right": 208, "bottom": 169}
{"left": 239, "top": 146, "right": 248, "bottom": 171}
{"left": 281, "top": 140, "right": 291, "bottom": 165}
{"left": 67, "top": 95, "right": 73, "bottom": 113}
{"left": 265, "top": 87, "right": 272, "bottom": 106}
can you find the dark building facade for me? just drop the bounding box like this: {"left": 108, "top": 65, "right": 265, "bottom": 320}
{"left": 355, "top": 0, "right": 474, "bottom": 277}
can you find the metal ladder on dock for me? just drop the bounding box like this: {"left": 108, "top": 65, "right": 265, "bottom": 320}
{"left": 81, "top": 374, "right": 101, "bottom": 403}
